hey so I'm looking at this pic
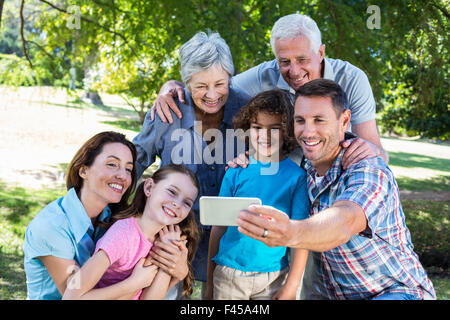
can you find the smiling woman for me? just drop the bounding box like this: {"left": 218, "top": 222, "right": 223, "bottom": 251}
{"left": 132, "top": 31, "right": 251, "bottom": 296}
{"left": 22, "top": 131, "right": 139, "bottom": 300}
{"left": 61, "top": 164, "right": 200, "bottom": 300}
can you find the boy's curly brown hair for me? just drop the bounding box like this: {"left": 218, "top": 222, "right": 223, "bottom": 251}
{"left": 232, "top": 89, "right": 298, "bottom": 155}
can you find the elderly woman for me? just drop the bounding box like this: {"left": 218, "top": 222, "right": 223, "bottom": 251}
{"left": 132, "top": 31, "right": 250, "bottom": 297}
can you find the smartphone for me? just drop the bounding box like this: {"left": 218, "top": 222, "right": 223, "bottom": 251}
{"left": 199, "top": 196, "right": 262, "bottom": 226}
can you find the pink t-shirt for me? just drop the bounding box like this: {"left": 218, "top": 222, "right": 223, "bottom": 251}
{"left": 94, "top": 217, "right": 153, "bottom": 300}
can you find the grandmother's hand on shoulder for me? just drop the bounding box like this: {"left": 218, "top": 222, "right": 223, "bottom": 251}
{"left": 151, "top": 80, "right": 185, "bottom": 123}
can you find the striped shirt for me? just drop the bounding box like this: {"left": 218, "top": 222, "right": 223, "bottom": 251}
{"left": 301, "top": 147, "right": 435, "bottom": 300}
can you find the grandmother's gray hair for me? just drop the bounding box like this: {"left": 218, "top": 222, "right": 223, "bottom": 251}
{"left": 179, "top": 31, "right": 234, "bottom": 85}
{"left": 270, "top": 14, "right": 322, "bottom": 55}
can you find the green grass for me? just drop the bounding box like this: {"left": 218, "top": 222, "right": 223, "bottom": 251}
{"left": 0, "top": 181, "right": 65, "bottom": 300}
{"left": 388, "top": 151, "right": 450, "bottom": 173}
{"left": 101, "top": 119, "right": 142, "bottom": 133}
{"left": 0, "top": 136, "right": 449, "bottom": 299}
{"left": 431, "top": 277, "right": 450, "bottom": 300}
{"left": 402, "top": 199, "right": 449, "bottom": 272}
{"left": 396, "top": 175, "right": 450, "bottom": 192}
{"left": 388, "top": 150, "right": 450, "bottom": 192}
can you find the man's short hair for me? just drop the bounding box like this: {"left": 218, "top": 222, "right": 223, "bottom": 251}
{"left": 295, "top": 79, "right": 349, "bottom": 116}
{"left": 270, "top": 14, "right": 322, "bottom": 55}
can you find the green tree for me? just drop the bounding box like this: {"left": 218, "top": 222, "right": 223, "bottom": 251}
{"left": 1, "top": 0, "right": 448, "bottom": 138}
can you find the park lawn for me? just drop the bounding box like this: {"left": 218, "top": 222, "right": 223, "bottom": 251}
{"left": 0, "top": 181, "right": 65, "bottom": 299}
{"left": 0, "top": 179, "right": 449, "bottom": 300}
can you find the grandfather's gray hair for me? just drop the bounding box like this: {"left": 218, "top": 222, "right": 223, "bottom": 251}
{"left": 270, "top": 14, "right": 322, "bottom": 55}
{"left": 179, "top": 31, "right": 234, "bottom": 85}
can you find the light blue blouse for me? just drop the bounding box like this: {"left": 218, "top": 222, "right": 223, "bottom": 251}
{"left": 23, "top": 188, "right": 110, "bottom": 300}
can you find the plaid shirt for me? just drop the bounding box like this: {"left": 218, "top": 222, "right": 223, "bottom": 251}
{"left": 302, "top": 147, "right": 435, "bottom": 300}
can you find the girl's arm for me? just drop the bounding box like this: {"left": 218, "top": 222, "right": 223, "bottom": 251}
{"left": 272, "top": 248, "right": 308, "bottom": 300}
{"left": 62, "top": 250, "right": 157, "bottom": 300}
{"left": 139, "top": 268, "right": 172, "bottom": 300}
{"left": 206, "top": 226, "right": 227, "bottom": 300}
{"left": 39, "top": 255, "right": 79, "bottom": 296}
{"left": 147, "top": 225, "right": 188, "bottom": 290}
{"left": 139, "top": 225, "right": 182, "bottom": 299}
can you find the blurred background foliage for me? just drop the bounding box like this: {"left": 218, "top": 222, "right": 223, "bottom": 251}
{"left": 0, "top": 0, "right": 448, "bottom": 138}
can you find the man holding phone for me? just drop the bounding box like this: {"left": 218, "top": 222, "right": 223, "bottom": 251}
{"left": 152, "top": 13, "right": 388, "bottom": 169}
{"left": 237, "top": 79, "right": 435, "bottom": 300}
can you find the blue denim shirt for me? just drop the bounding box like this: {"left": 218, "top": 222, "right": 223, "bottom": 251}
{"left": 133, "top": 87, "right": 250, "bottom": 281}
{"left": 23, "top": 188, "right": 110, "bottom": 299}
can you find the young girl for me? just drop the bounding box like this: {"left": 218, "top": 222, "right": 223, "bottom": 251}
{"left": 207, "top": 89, "right": 310, "bottom": 300}
{"left": 63, "top": 164, "right": 200, "bottom": 300}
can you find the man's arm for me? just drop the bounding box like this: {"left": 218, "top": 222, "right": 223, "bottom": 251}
{"left": 237, "top": 201, "right": 367, "bottom": 252}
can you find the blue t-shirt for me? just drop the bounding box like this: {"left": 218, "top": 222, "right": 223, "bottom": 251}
{"left": 213, "top": 156, "right": 310, "bottom": 272}
{"left": 23, "top": 188, "right": 110, "bottom": 300}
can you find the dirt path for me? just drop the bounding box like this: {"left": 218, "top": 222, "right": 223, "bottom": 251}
{"left": 0, "top": 86, "right": 138, "bottom": 189}
{"left": 0, "top": 86, "right": 449, "bottom": 201}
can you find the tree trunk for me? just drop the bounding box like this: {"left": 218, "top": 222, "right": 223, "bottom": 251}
{"left": 0, "top": 0, "right": 5, "bottom": 29}
{"left": 81, "top": 91, "right": 104, "bottom": 106}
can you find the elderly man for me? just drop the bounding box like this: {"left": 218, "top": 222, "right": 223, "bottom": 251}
{"left": 237, "top": 79, "right": 435, "bottom": 300}
{"left": 152, "top": 13, "right": 387, "bottom": 168}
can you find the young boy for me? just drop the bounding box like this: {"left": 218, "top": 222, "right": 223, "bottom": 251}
{"left": 206, "top": 90, "right": 310, "bottom": 300}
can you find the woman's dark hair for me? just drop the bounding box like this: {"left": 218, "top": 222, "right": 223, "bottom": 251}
{"left": 232, "top": 89, "right": 297, "bottom": 155}
{"left": 66, "top": 131, "right": 138, "bottom": 214}
{"left": 110, "top": 164, "right": 200, "bottom": 298}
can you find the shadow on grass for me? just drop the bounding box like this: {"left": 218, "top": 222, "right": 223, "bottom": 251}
{"left": 101, "top": 119, "right": 142, "bottom": 133}
{"left": 403, "top": 200, "right": 449, "bottom": 271}
{"left": 389, "top": 151, "right": 450, "bottom": 173}
{"left": 0, "top": 250, "right": 27, "bottom": 300}
{"left": 396, "top": 175, "right": 450, "bottom": 192}
{"left": 0, "top": 180, "right": 65, "bottom": 237}
{"left": 0, "top": 179, "right": 67, "bottom": 300}
{"left": 41, "top": 99, "right": 138, "bottom": 119}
